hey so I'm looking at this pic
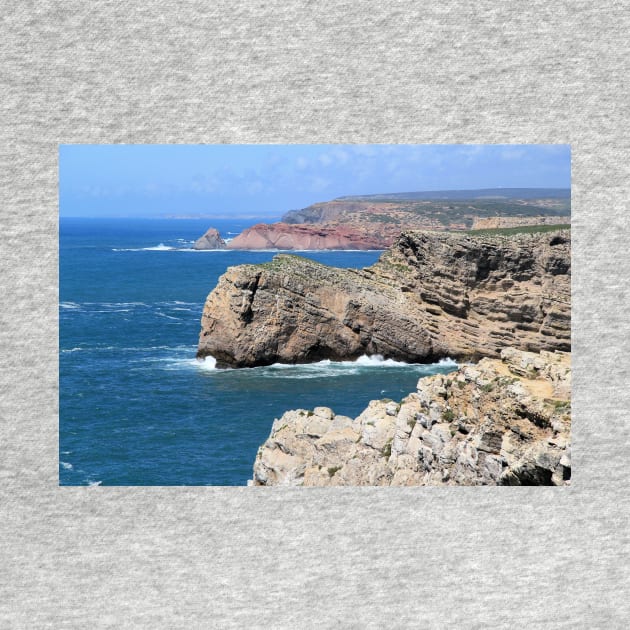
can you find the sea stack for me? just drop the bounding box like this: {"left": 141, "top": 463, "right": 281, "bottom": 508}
{"left": 193, "top": 227, "right": 226, "bottom": 250}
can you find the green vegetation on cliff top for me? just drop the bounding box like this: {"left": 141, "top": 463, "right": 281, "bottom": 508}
{"left": 465, "top": 224, "right": 571, "bottom": 236}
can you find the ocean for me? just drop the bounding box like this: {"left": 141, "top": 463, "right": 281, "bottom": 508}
{"left": 59, "top": 218, "right": 458, "bottom": 485}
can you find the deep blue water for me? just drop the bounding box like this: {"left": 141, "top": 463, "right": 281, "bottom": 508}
{"left": 60, "top": 218, "right": 457, "bottom": 485}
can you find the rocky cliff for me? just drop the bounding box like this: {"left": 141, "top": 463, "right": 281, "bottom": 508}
{"left": 282, "top": 195, "right": 570, "bottom": 229}
{"left": 197, "top": 229, "right": 571, "bottom": 368}
{"left": 195, "top": 192, "right": 570, "bottom": 251}
{"left": 193, "top": 227, "right": 226, "bottom": 250}
{"left": 251, "top": 348, "right": 571, "bottom": 486}
{"left": 225, "top": 222, "right": 391, "bottom": 250}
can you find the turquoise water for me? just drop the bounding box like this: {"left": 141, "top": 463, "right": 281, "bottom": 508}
{"left": 59, "top": 218, "right": 457, "bottom": 485}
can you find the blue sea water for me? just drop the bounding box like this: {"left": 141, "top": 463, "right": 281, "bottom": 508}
{"left": 60, "top": 218, "right": 457, "bottom": 485}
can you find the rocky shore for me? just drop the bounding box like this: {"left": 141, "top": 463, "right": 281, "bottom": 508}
{"left": 251, "top": 348, "right": 571, "bottom": 486}
{"left": 197, "top": 229, "right": 571, "bottom": 368}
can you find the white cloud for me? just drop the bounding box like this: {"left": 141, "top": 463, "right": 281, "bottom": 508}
{"left": 500, "top": 147, "right": 526, "bottom": 161}
{"left": 331, "top": 148, "right": 349, "bottom": 164}
{"left": 318, "top": 153, "right": 333, "bottom": 167}
{"left": 310, "top": 176, "right": 331, "bottom": 192}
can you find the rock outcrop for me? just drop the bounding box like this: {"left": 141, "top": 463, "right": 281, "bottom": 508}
{"left": 251, "top": 348, "right": 571, "bottom": 486}
{"left": 193, "top": 227, "right": 226, "bottom": 250}
{"left": 225, "top": 222, "right": 393, "bottom": 250}
{"left": 197, "top": 229, "right": 571, "bottom": 368}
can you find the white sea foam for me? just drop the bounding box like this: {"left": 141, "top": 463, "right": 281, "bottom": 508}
{"left": 88, "top": 480, "right": 102, "bottom": 487}
{"left": 98, "top": 302, "right": 149, "bottom": 308}
{"left": 113, "top": 243, "right": 175, "bottom": 251}
{"left": 60, "top": 461, "right": 73, "bottom": 470}
{"left": 61, "top": 347, "right": 83, "bottom": 353}
{"left": 112, "top": 245, "right": 229, "bottom": 252}
{"left": 144, "top": 243, "right": 174, "bottom": 251}
{"left": 183, "top": 354, "right": 458, "bottom": 378}
{"left": 60, "top": 301, "right": 82, "bottom": 309}
{"left": 437, "top": 357, "right": 458, "bottom": 367}
{"left": 196, "top": 356, "right": 217, "bottom": 371}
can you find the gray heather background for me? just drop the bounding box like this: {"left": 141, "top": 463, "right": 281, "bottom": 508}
{"left": 1, "top": 1, "right": 628, "bottom": 628}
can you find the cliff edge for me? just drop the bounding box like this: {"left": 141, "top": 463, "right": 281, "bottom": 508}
{"left": 197, "top": 229, "right": 570, "bottom": 368}
{"left": 251, "top": 348, "right": 571, "bottom": 486}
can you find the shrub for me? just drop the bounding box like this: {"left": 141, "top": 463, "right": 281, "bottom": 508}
{"left": 381, "top": 439, "right": 393, "bottom": 458}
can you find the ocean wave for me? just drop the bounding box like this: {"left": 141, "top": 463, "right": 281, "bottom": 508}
{"left": 61, "top": 301, "right": 151, "bottom": 310}
{"left": 112, "top": 245, "right": 229, "bottom": 252}
{"left": 437, "top": 357, "right": 458, "bottom": 367}
{"left": 155, "top": 312, "right": 181, "bottom": 320}
{"left": 97, "top": 302, "right": 150, "bottom": 308}
{"left": 187, "top": 354, "right": 457, "bottom": 378}
{"left": 60, "top": 461, "right": 73, "bottom": 470}
{"left": 113, "top": 243, "right": 175, "bottom": 251}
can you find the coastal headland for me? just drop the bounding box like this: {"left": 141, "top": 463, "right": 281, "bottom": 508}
{"left": 193, "top": 188, "right": 571, "bottom": 250}
{"left": 197, "top": 229, "right": 570, "bottom": 369}
{"left": 193, "top": 192, "right": 571, "bottom": 486}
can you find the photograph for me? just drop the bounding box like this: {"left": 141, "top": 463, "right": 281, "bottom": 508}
{"left": 59, "top": 144, "right": 571, "bottom": 486}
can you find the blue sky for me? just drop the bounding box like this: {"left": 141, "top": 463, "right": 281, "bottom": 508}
{"left": 59, "top": 144, "right": 570, "bottom": 218}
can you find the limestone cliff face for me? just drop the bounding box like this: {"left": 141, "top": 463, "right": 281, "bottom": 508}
{"left": 193, "top": 227, "right": 226, "bottom": 250}
{"left": 197, "top": 230, "right": 570, "bottom": 368}
{"left": 251, "top": 348, "right": 571, "bottom": 486}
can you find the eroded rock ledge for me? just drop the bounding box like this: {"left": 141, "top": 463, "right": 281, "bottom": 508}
{"left": 197, "top": 230, "right": 570, "bottom": 368}
{"left": 251, "top": 348, "right": 571, "bottom": 486}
